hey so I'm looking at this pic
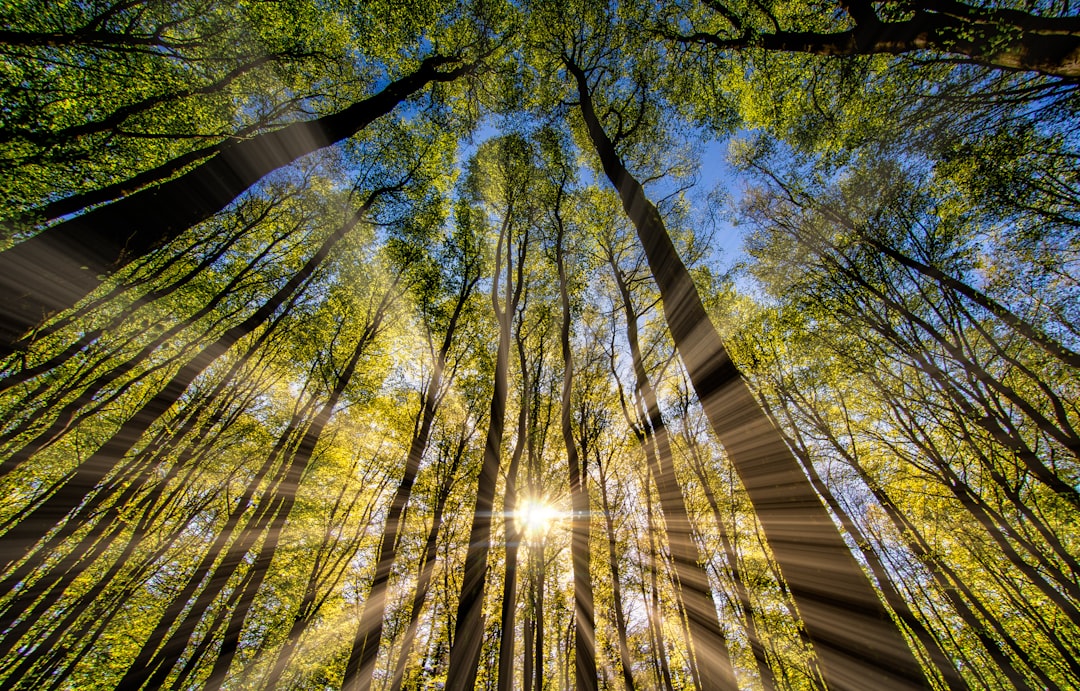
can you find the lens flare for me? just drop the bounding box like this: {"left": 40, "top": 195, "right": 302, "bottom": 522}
{"left": 517, "top": 498, "right": 559, "bottom": 539}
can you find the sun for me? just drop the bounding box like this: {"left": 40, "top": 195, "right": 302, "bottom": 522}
{"left": 517, "top": 498, "right": 559, "bottom": 539}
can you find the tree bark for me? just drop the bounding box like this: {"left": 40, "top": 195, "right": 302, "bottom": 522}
{"left": 675, "top": 390, "right": 776, "bottom": 691}
{"left": 609, "top": 258, "right": 736, "bottom": 690}
{"left": 387, "top": 427, "right": 470, "bottom": 691}
{"left": 642, "top": 483, "right": 676, "bottom": 691}
{"left": 445, "top": 204, "right": 525, "bottom": 689}
{"left": 122, "top": 296, "right": 388, "bottom": 690}
{"left": 766, "top": 394, "right": 969, "bottom": 690}
{"left": 596, "top": 459, "right": 636, "bottom": 691}
{"left": 680, "top": 1, "right": 1080, "bottom": 79}
{"left": 497, "top": 326, "right": 529, "bottom": 691}
{"left": 343, "top": 261, "right": 476, "bottom": 691}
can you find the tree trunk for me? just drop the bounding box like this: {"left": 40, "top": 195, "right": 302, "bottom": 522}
{"left": 343, "top": 268, "right": 475, "bottom": 691}
{"left": 0, "top": 225, "right": 292, "bottom": 480}
{"left": 0, "top": 55, "right": 470, "bottom": 352}
{"left": 497, "top": 328, "right": 529, "bottom": 691}
{"left": 556, "top": 207, "right": 598, "bottom": 691}
{"left": 642, "top": 484, "right": 676, "bottom": 691}
{"left": 0, "top": 207, "right": 253, "bottom": 394}
{"left": 609, "top": 258, "right": 735, "bottom": 690}
{"left": 682, "top": 2, "right": 1080, "bottom": 79}
{"left": 387, "top": 427, "right": 470, "bottom": 691}
{"left": 596, "top": 460, "right": 636, "bottom": 691}
{"left": 767, "top": 395, "right": 969, "bottom": 690}
{"left": 266, "top": 461, "right": 390, "bottom": 689}
{"left": 122, "top": 302, "right": 387, "bottom": 690}
{"left": 675, "top": 394, "right": 776, "bottom": 691}
{"left": 117, "top": 395, "right": 322, "bottom": 690}
{"left": 445, "top": 208, "right": 524, "bottom": 689}
{"left": 568, "top": 59, "right": 930, "bottom": 690}
{"left": 854, "top": 459, "right": 1052, "bottom": 690}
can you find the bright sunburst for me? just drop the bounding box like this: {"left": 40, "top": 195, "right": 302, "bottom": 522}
{"left": 516, "top": 498, "right": 559, "bottom": 539}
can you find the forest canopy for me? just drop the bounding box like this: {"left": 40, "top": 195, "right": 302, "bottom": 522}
{"left": 0, "top": 0, "right": 1077, "bottom": 689}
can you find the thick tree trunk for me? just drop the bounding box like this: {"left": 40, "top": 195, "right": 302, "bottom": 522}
{"left": 683, "top": 2, "right": 1080, "bottom": 79}
{"left": 0, "top": 55, "right": 469, "bottom": 352}
{"left": 610, "top": 259, "right": 736, "bottom": 690}
{"left": 568, "top": 60, "right": 930, "bottom": 690}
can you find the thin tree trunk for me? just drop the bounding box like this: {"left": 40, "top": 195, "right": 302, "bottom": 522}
{"left": 445, "top": 207, "right": 525, "bottom": 689}
{"left": 266, "top": 458, "right": 391, "bottom": 688}
{"left": 766, "top": 394, "right": 969, "bottom": 690}
{"left": 555, "top": 203, "right": 598, "bottom": 691}
{"left": 497, "top": 326, "right": 529, "bottom": 691}
{"left": 0, "top": 379, "right": 266, "bottom": 665}
{"left": 124, "top": 299, "right": 388, "bottom": 690}
{"left": 676, "top": 396, "right": 776, "bottom": 691}
{"left": 0, "top": 224, "right": 293, "bottom": 480}
{"left": 523, "top": 584, "right": 535, "bottom": 691}
{"left": 856, "top": 461, "right": 1053, "bottom": 690}
{"left": 568, "top": 59, "right": 930, "bottom": 690}
{"left": 0, "top": 204, "right": 257, "bottom": 395}
{"left": 535, "top": 535, "right": 546, "bottom": 691}
{"left": 596, "top": 459, "right": 636, "bottom": 691}
{"left": 3, "top": 54, "right": 290, "bottom": 150}
{"left": 117, "top": 394, "right": 322, "bottom": 689}
{"left": 205, "top": 427, "right": 396, "bottom": 691}
{"left": 643, "top": 483, "right": 676, "bottom": 691}
{"left": 387, "top": 427, "right": 470, "bottom": 691}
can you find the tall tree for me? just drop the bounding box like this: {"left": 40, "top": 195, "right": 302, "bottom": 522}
{"left": 445, "top": 135, "right": 534, "bottom": 689}
{"left": 550, "top": 150, "right": 599, "bottom": 691}
{"left": 606, "top": 245, "right": 737, "bottom": 690}
{"left": 564, "top": 43, "right": 931, "bottom": 689}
